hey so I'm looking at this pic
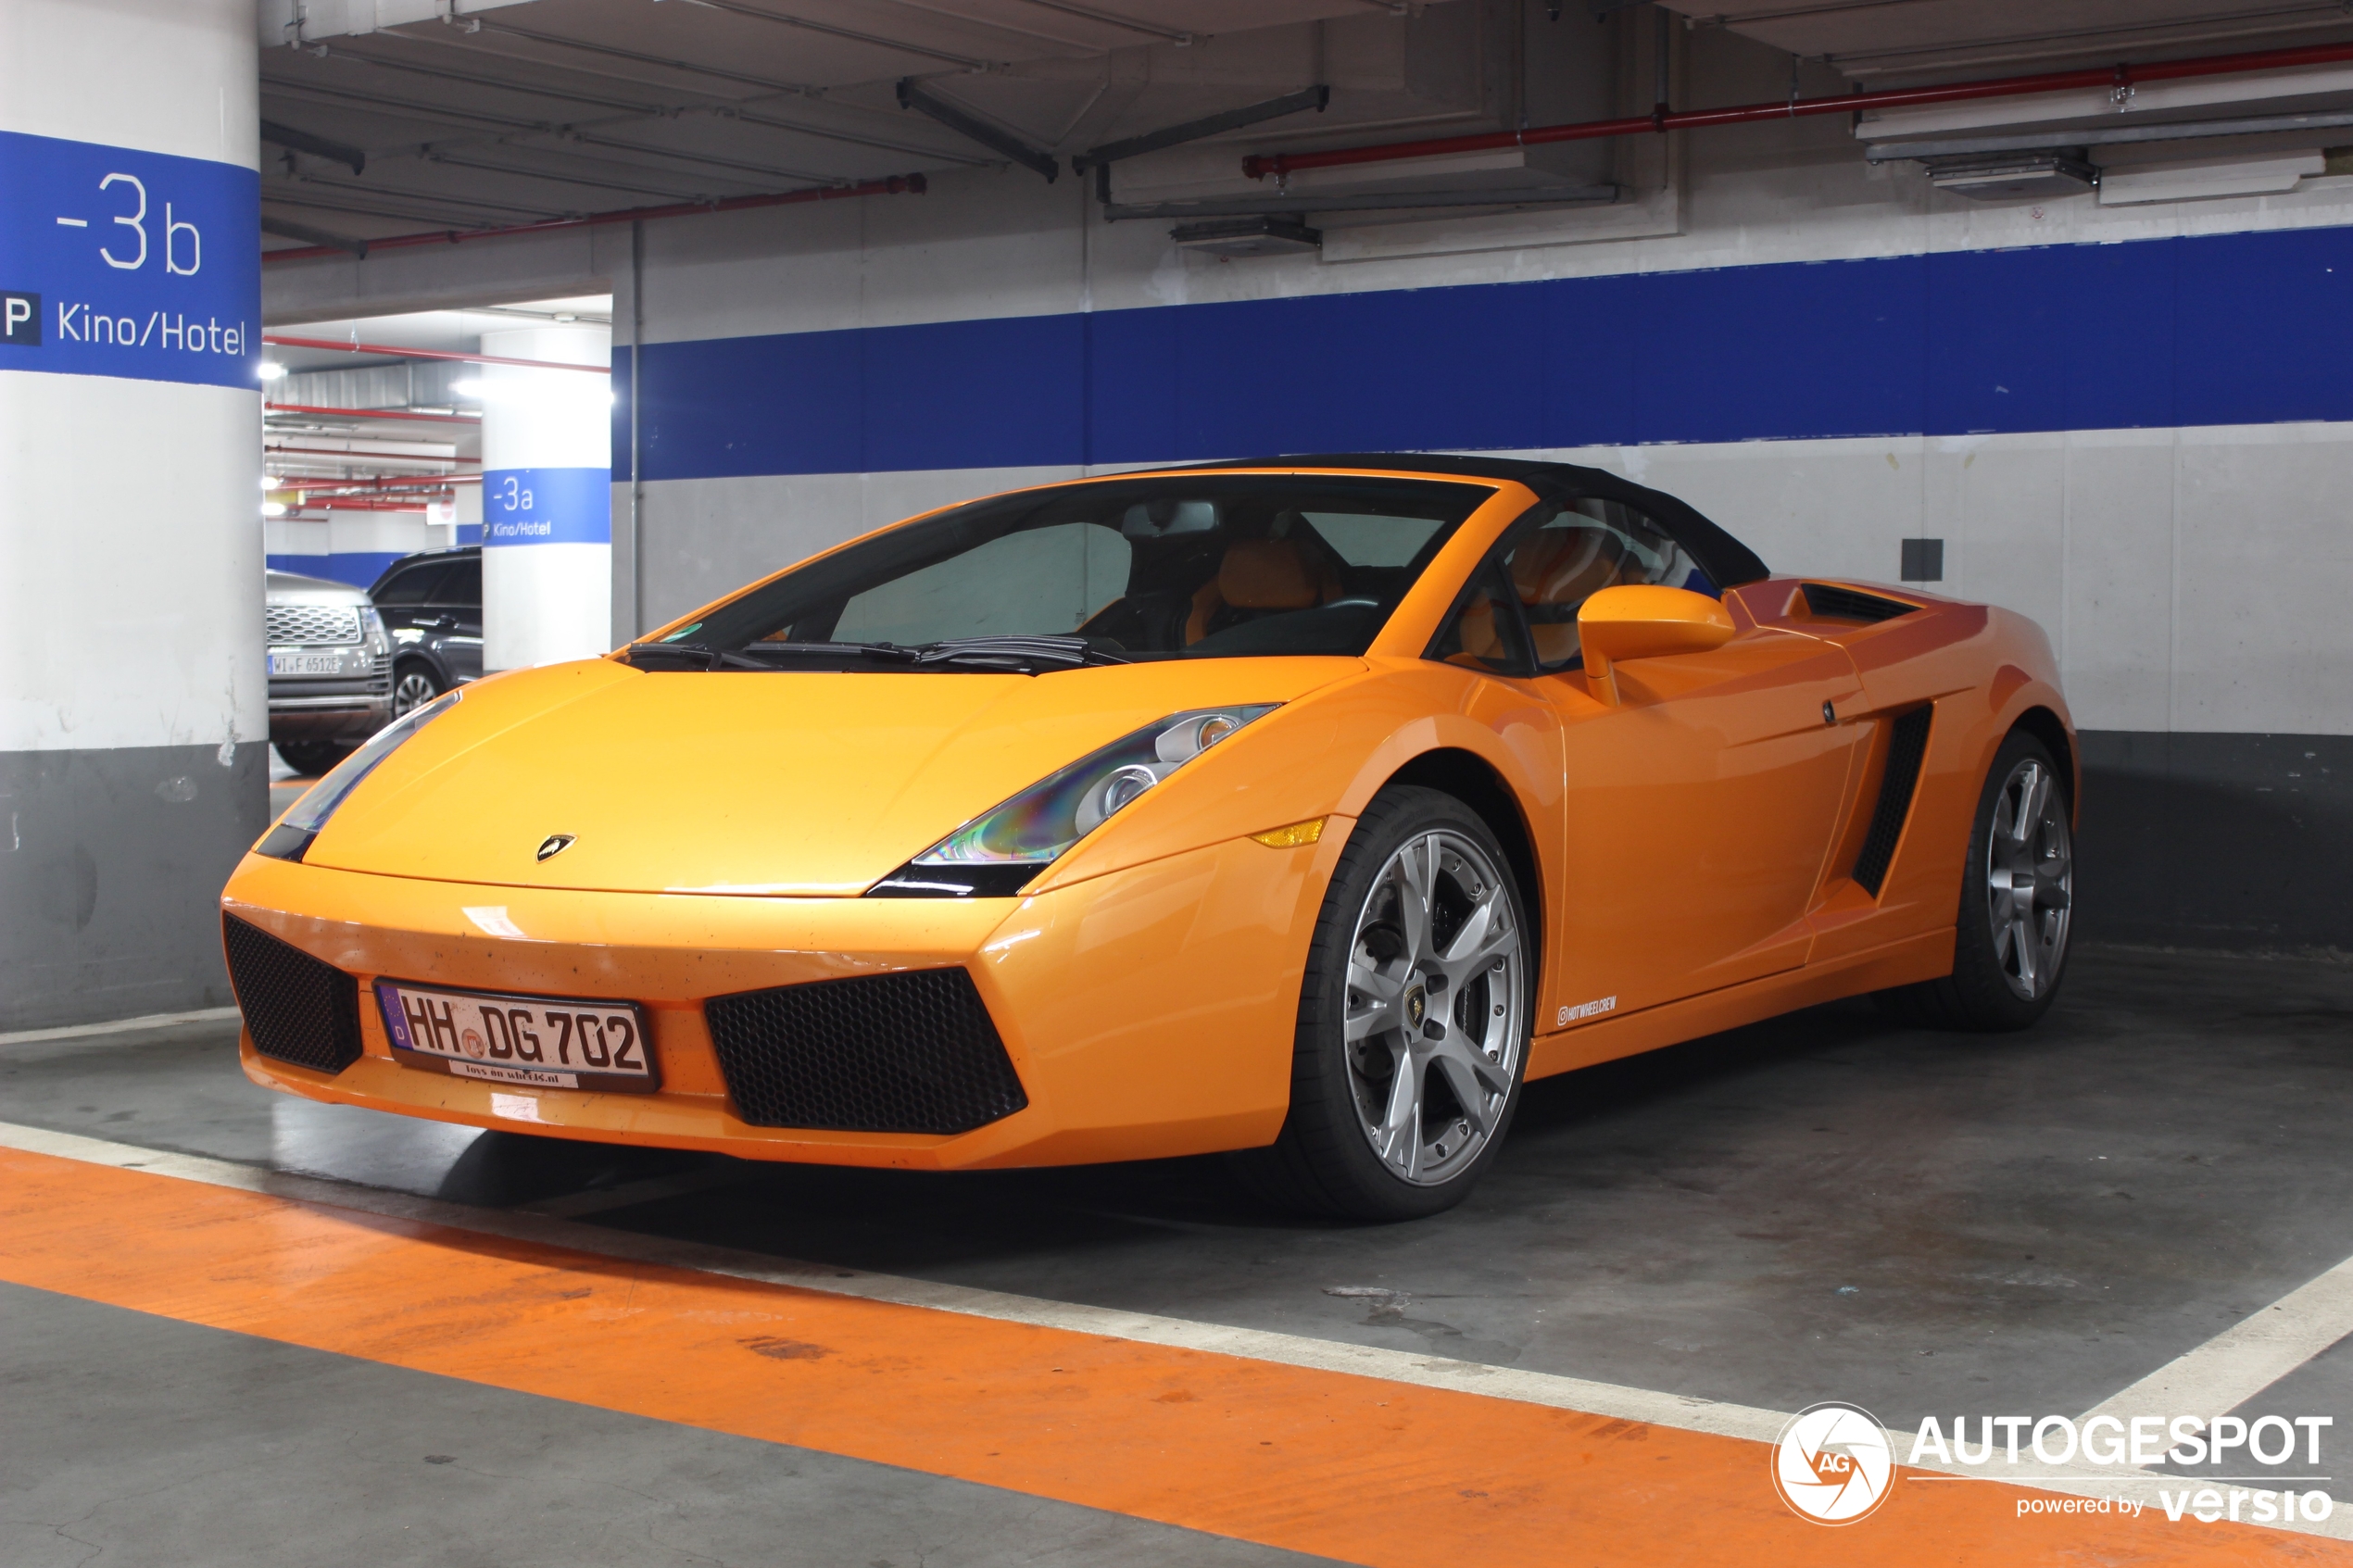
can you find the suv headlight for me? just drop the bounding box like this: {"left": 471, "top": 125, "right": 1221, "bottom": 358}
{"left": 870, "top": 704, "right": 1278, "bottom": 897}
{"left": 254, "top": 689, "right": 462, "bottom": 862}
{"left": 360, "top": 605, "right": 390, "bottom": 655}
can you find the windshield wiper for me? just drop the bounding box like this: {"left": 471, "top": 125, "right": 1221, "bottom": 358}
{"left": 624, "top": 636, "right": 1123, "bottom": 674}
{"left": 623, "top": 640, "right": 918, "bottom": 671}
{"left": 911, "top": 636, "right": 1129, "bottom": 673}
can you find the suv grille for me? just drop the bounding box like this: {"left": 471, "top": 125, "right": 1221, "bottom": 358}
{"left": 222, "top": 915, "right": 364, "bottom": 1073}
{"left": 703, "top": 969, "right": 1028, "bottom": 1134}
{"left": 267, "top": 605, "right": 363, "bottom": 646}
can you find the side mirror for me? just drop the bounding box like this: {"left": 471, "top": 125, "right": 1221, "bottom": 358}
{"left": 1579, "top": 584, "right": 1735, "bottom": 705}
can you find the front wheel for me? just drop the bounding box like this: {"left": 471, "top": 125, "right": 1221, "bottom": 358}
{"left": 1879, "top": 729, "right": 2074, "bottom": 1031}
{"left": 1234, "top": 785, "right": 1532, "bottom": 1221}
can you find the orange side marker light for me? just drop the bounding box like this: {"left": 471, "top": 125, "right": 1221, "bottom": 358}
{"left": 1249, "top": 818, "right": 1326, "bottom": 848}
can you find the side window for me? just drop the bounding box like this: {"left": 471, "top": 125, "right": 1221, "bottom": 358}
{"left": 1502, "top": 499, "right": 1710, "bottom": 671}
{"left": 374, "top": 563, "right": 448, "bottom": 607}
{"left": 437, "top": 558, "right": 481, "bottom": 609}
{"left": 1427, "top": 559, "right": 1532, "bottom": 676}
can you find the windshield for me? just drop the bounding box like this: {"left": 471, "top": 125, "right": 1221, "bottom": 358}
{"left": 655, "top": 474, "right": 1492, "bottom": 666}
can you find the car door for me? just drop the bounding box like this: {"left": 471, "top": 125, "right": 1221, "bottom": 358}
{"left": 430, "top": 555, "right": 483, "bottom": 681}
{"left": 372, "top": 561, "right": 450, "bottom": 660}
{"left": 1468, "top": 499, "right": 1866, "bottom": 1023}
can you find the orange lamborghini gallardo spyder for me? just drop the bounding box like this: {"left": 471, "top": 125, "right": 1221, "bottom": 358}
{"left": 224, "top": 457, "right": 2077, "bottom": 1219}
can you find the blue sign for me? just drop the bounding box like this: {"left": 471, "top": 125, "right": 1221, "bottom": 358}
{"left": 482, "top": 467, "right": 611, "bottom": 546}
{"left": 0, "top": 130, "right": 258, "bottom": 389}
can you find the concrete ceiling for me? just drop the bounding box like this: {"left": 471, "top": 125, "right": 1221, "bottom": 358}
{"left": 257, "top": 0, "right": 1496, "bottom": 250}
{"left": 1663, "top": 0, "right": 2353, "bottom": 81}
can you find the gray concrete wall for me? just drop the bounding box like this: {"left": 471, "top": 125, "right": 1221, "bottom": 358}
{"left": 0, "top": 745, "right": 268, "bottom": 1030}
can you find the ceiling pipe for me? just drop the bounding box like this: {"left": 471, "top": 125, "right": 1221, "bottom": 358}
{"left": 263, "top": 172, "right": 927, "bottom": 264}
{"left": 266, "top": 402, "right": 483, "bottom": 424}
{"left": 264, "top": 335, "right": 609, "bottom": 374}
{"left": 269, "top": 472, "right": 483, "bottom": 493}
{"left": 266, "top": 444, "right": 479, "bottom": 464}
{"left": 1240, "top": 37, "right": 2353, "bottom": 180}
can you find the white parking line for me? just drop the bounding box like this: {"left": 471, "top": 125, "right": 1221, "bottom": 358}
{"left": 1, "top": 1117, "right": 2344, "bottom": 1540}
{"left": 2079, "top": 1256, "right": 2353, "bottom": 1427}
{"left": 0, "top": 1007, "right": 241, "bottom": 1047}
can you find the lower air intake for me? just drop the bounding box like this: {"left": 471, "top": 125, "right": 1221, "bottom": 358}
{"left": 222, "top": 914, "right": 364, "bottom": 1073}
{"left": 703, "top": 969, "right": 1027, "bottom": 1135}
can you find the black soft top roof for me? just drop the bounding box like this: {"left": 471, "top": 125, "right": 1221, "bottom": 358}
{"left": 1171, "top": 452, "right": 1768, "bottom": 590}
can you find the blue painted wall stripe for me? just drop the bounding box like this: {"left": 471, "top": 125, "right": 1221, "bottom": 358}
{"left": 613, "top": 223, "right": 2353, "bottom": 483}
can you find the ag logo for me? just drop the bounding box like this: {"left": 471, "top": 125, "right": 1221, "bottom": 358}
{"left": 536, "top": 834, "right": 575, "bottom": 861}
{"left": 1771, "top": 1401, "right": 1893, "bottom": 1524}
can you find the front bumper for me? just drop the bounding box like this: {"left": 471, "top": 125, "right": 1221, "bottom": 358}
{"left": 270, "top": 692, "right": 394, "bottom": 746}
{"left": 220, "top": 824, "right": 1348, "bottom": 1169}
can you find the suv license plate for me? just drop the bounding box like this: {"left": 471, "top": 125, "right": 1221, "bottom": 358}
{"left": 270, "top": 652, "right": 347, "bottom": 676}
{"left": 374, "top": 980, "right": 659, "bottom": 1093}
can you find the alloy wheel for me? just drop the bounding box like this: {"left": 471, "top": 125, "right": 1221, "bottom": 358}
{"left": 1342, "top": 830, "right": 1525, "bottom": 1186}
{"left": 1985, "top": 756, "right": 2072, "bottom": 1000}
{"left": 392, "top": 670, "right": 442, "bottom": 718}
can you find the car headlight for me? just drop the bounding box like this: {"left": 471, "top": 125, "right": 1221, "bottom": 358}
{"left": 254, "top": 688, "right": 463, "bottom": 862}
{"left": 360, "top": 605, "right": 389, "bottom": 655}
{"left": 871, "top": 704, "right": 1278, "bottom": 897}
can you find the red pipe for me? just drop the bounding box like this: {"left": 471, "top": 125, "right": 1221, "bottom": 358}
{"left": 266, "top": 402, "right": 481, "bottom": 425}
{"left": 264, "top": 335, "right": 608, "bottom": 374}
{"left": 266, "top": 445, "right": 480, "bottom": 464}
{"left": 263, "top": 172, "right": 927, "bottom": 265}
{"left": 1242, "top": 38, "right": 2353, "bottom": 180}
{"left": 270, "top": 473, "right": 482, "bottom": 494}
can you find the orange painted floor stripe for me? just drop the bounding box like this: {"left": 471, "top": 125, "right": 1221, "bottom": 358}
{"left": 0, "top": 1146, "right": 2335, "bottom": 1567}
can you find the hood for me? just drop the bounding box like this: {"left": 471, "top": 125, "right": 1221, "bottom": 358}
{"left": 267, "top": 571, "right": 371, "bottom": 605}
{"left": 302, "top": 656, "right": 1357, "bottom": 897}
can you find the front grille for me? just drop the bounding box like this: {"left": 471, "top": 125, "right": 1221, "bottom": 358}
{"left": 222, "top": 915, "right": 364, "bottom": 1073}
{"left": 703, "top": 969, "right": 1028, "bottom": 1134}
{"left": 267, "top": 605, "right": 362, "bottom": 646}
{"left": 1853, "top": 706, "right": 1933, "bottom": 897}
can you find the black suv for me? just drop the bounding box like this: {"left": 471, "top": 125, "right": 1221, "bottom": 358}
{"left": 369, "top": 546, "right": 483, "bottom": 716}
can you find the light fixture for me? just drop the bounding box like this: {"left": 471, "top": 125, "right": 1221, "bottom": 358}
{"left": 258, "top": 361, "right": 286, "bottom": 381}
{"left": 259, "top": 473, "right": 278, "bottom": 490}
{"left": 263, "top": 501, "right": 287, "bottom": 518}
{"left": 450, "top": 377, "right": 484, "bottom": 398}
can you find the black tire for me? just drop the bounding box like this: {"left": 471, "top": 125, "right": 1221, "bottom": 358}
{"left": 1877, "top": 729, "right": 2074, "bottom": 1031}
{"left": 275, "top": 741, "right": 350, "bottom": 777}
{"left": 1232, "top": 785, "right": 1533, "bottom": 1222}
{"left": 391, "top": 661, "right": 446, "bottom": 719}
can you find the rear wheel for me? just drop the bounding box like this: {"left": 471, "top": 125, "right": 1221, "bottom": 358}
{"left": 392, "top": 662, "right": 445, "bottom": 718}
{"left": 1879, "top": 730, "right": 2074, "bottom": 1031}
{"left": 1235, "top": 786, "right": 1531, "bottom": 1221}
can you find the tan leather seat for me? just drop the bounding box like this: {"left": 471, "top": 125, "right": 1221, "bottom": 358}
{"left": 1510, "top": 526, "right": 1627, "bottom": 664}
{"left": 1187, "top": 539, "right": 1335, "bottom": 643}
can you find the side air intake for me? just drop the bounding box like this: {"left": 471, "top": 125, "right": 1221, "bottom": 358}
{"left": 1852, "top": 707, "right": 1933, "bottom": 897}
{"left": 222, "top": 915, "right": 365, "bottom": 1073}
{"left": 1802, "top": 583, "right": 1919, "bottom": 624}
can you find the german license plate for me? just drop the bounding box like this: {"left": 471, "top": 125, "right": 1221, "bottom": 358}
{"left": 374, "top": 980, "right": 658, "bottom": 1093}
{"left": 270, "top": 652, "right": 349, "bottom": 676}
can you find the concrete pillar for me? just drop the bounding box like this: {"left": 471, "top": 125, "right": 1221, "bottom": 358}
{"left": 479, "top": 325, "right": 612, "bottom": 671}
{"left": 0, "top": 0, "right": 264, "bottom": 1027}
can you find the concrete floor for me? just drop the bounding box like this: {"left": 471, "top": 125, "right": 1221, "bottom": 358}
{"left": 4, "top": 944, "right": 2349, "bottom": 1562}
